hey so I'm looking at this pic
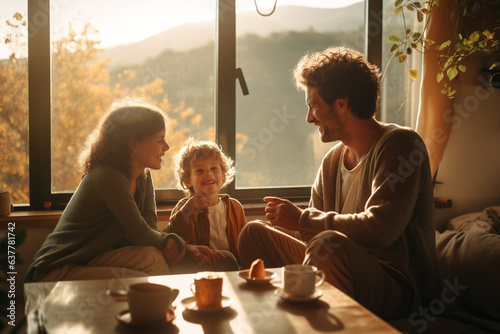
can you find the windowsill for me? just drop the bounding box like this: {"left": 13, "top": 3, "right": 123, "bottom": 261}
{"left": 0, "top": 197, "right": 451, "bottom": 229}
{"left": 0, "top": 198, "right": 450, "bottom": 229}
{"left": 0, "top": 202, "right": 310, "bottom": 229}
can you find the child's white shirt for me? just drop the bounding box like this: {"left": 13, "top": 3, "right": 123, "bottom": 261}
{"left": 208, "top": 198, "right": 230, "bottom": 250}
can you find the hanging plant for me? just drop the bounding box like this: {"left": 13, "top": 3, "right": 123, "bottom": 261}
{"left": 388, "top": 0, "right": 500, "bottom": 99}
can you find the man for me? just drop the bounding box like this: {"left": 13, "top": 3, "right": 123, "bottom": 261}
{"left": 238, "top": 46, "right": 440, "bottom": 320}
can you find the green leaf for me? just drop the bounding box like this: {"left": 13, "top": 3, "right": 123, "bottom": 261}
{"left": 388, "top": 34, "right": 401, "bottom": 42}
{"left": 470, "top": 31, "right": 481, "bottom": 43}
{"left": 437, "top": 40, "right": 451, "bottom": 50}
{"left": 390, "top": 44, "right": 399, "bottom": 53}
{"left": 489, "top": 62, "right": 500, "bottom": 71}
{"left": 437, "top": 71, "right": 444, "bottom": 83}
{"left": 424, "top": 38, "right": 435, "bottom": 45}
{"left": 443, "top": 56, "right": 454, "bottom": 69}
{"left": 447, "top": 66, "right": 459, "bottom": 81}
{"left": 395, "top": 0, "right": 404, "bottom": 7}
{"left": 458, "top": 64, "right": 467, "bottom": 72}
{"left": 454, "top": 41, "right": 467, "bottom": 51}
{"left": 412, "top": 32, "right": 422, "bottom": 41}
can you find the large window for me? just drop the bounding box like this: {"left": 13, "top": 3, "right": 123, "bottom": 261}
{"left": 0, "top": 0, "right": 421, "bottom": 209}
{"left": 235, "top": 1, "right": 365, "bottom": 193}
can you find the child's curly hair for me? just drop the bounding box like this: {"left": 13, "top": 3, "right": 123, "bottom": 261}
{"left": 173, "top": 137, "right": 236, "bottom": 196}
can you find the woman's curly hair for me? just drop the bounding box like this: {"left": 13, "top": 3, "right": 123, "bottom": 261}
{"left": 173, "top": 137, "right": 236, "bottom": 196}
{"left": 79, "top": 98, "right": 168, "bottom": 178}
{"left": 293, "top": 46, "right": 380, "bottom": 119}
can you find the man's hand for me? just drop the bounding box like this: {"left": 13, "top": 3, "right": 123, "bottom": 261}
{"left": 264, "top": 196, "right": 303, "bottom": 231}
{"left": 185, "top": 194, "right": 210, "bottom": 214}
{"left": 161, "top": 238, "right": 186, "bottom": 264}
{"left": 185, "top": 244, "right": 226, "bottom": 265}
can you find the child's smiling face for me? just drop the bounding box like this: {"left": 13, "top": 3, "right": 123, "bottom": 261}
{"left": 185, "top": 154, "right": 225, "bottom": 202}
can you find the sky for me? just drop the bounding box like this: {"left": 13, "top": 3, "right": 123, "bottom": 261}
{"left": 0, "top": 0, "right": 363, "bottom": 58}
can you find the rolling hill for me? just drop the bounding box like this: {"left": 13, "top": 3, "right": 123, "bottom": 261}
{"left": 103, "top": 3, "right": 364, "bottom": 67}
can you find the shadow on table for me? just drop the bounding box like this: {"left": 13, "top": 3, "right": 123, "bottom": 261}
{"left": 237, "top": 282, "right": 277, "bottom": 292}
{"left": 116, "top": 322, "right": 180, "bottom": 334}
{"left": 182, "top": 308, "right": 237, "bottom": 334}
{"left": 277, "top": 299, "right": 344, "bottom": 332}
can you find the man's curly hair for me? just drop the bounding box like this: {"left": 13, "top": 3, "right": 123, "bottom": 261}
{"left": 293, "top": 46, "right": 380, "bottom": 119}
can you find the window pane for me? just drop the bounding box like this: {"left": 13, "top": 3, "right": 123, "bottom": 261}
{"left": 235, "top": 1, "right": 365, "bottom": 189}
{"left": 0, "top": 1, "right": 29, "bottom": 205}
{"left": 50, "top": 0, "right": 215, "bottom": 193}
{"left": 380, "top": 0, "right": 422, "bottom": 128}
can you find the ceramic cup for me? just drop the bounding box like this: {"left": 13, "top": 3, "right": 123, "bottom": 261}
{"left": 190, "top": 271, "right": 223, "bottom": 308}
{"left": 282, "top": 264, "right": 325, "bottom": 297}
{"left": 127, "top": 283, "right": 179, "bottom": 324}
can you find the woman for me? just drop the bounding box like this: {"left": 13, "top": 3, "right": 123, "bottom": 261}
{"left": 24, "top": 99, "right": 222, "bottom": 282}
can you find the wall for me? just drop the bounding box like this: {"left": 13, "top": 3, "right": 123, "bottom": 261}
{"left": 434, "top": 78, "right": 500, "bottom": 230}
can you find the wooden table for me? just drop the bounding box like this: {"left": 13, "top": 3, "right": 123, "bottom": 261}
{"left": 24, "top": 269, "right": 399, "bottom": 333}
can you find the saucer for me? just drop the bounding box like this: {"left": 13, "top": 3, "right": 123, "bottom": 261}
{"left": 116, "top": 309, "right": 175, "bottom": 327}
{"left": 181, "top": 296, "right": 232, "bottom": 313}
{"left": 238, "top": 270, "right": 277, "bottom": 285}
{"left": 274, "top": 288, "right": 323, "bottom": 302}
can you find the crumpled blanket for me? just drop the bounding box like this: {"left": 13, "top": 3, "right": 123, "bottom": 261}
{"left": 446, "top": 206, "right": 500, "bottom": 234}
{"left": 389, "top": 206, "right": 500, "bottom": 333}
{"left": 433, "top": 206, "right": 500, "bottom": 328}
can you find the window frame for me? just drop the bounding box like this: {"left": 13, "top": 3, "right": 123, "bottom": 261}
{"left": 25, "top": 0, "right": 382, "bottom": 210}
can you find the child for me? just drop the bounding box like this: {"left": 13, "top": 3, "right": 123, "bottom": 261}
{"left": 166, "top": 137, "right": 246, "bottom": 270}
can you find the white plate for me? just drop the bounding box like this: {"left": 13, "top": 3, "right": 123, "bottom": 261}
{"left": 116, "top": 309, "right": 175, "bottom": 327}
{"left": 274, "top": 288, "right": 323, "bottom": 302}
{"left": 238, "top": 270, "right": 277, "bottom": 285}
{"left": 181, "top": 296, "right": 232, "bottom": 313}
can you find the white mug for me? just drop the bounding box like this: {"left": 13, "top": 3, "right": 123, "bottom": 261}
{"left": 282, "top": 264, "right": 325, "bottom": 297}
{"left": 127, "top": 283, "right": 179, "bottom": 324}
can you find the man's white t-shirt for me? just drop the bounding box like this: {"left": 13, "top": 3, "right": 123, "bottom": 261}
{"left": 340, "top": 147, "right": 367, "bottom": 214}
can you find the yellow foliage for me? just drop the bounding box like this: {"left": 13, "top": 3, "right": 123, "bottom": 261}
{"left": 191, "top": 114, "right": 203, "bottom": 127}
{"left": 180, "top": 108, "right": 194, "bottom": 119}
{"left": 1, "top": 18, "right": 207, "bottom": 203}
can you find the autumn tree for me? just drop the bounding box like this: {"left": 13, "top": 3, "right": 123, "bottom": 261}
{"left": 0, "top": 13, "right": 28, "bottom": 203}
{"left": 1, "top": 16, "right": 211, "bottom": 205}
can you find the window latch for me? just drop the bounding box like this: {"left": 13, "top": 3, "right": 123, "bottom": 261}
{"left": 235, "top": 68, "right": 249, "bottom": 96}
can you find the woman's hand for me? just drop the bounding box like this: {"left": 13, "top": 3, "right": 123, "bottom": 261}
{"left": 185, "top": 244, "right": 226, "bottom": 266}
{"left": 161, "top": 238, "right": 186, "bottom": 264}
